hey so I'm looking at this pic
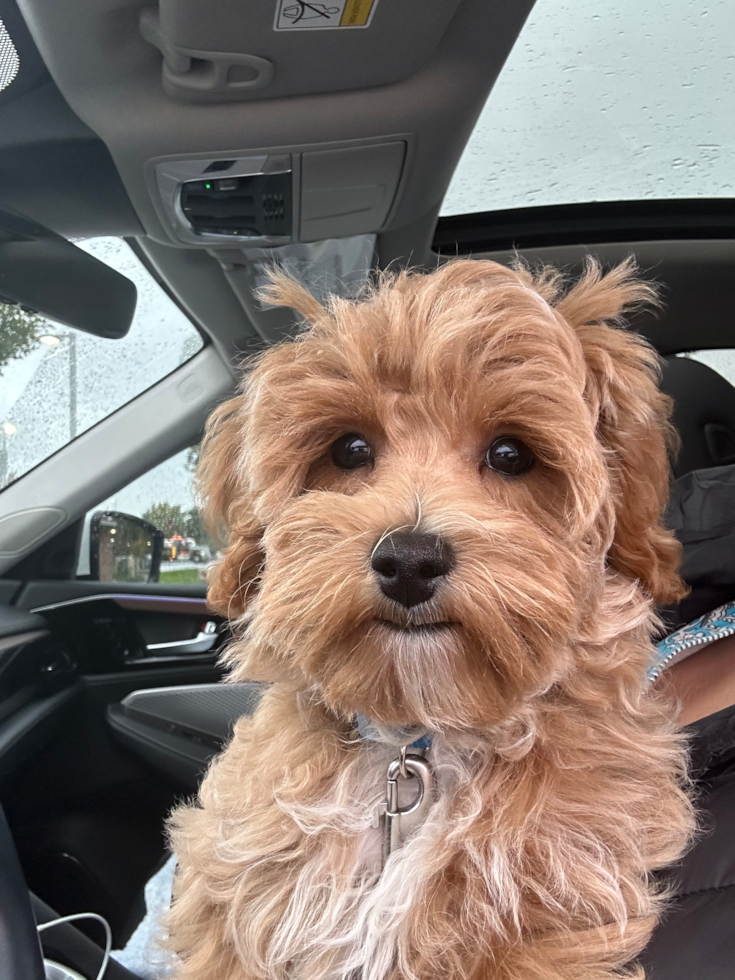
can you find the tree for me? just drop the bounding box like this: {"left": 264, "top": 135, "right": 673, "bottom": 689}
{"left": 142, "top": 502, "right": 186, "bottom": 538}
{"left": 184, "top": 507, "right": 218, "bottom": 555}
{"left": 184, "top": 507, "right": 204, "bottom": 541}
{"left": 0, "top": 303, "right": 45, "bottom": 374}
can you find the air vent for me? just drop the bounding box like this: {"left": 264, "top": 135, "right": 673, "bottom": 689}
{"left": 179, "top": 172, "right": 291, "bottom": 238}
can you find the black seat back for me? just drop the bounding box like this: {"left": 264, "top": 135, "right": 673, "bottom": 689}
{"left": 660, "top": 356, "right": 735, "bottom": 478}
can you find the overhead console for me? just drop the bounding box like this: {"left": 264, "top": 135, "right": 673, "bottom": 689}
{"left": 139, "top": 0, "right": 464, "bottom": 104}
{"left": 15, "top": 0, "right": 535, "bottom": 266}
{"left": 152, "top": 139, "right": 407, "bottom": 246}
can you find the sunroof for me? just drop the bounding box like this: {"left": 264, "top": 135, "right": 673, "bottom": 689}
{"left": 0, "top": 18, "right": 20, "bottom": 94}
{"left": 441, "top": 0, "right": 735, "bottom": 217}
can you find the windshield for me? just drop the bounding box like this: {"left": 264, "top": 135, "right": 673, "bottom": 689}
{"left": 441, "top": 0, "right": 735, "bottom": 216}
{"left": 0, "top": 237, "right": 203, "bottom": 491}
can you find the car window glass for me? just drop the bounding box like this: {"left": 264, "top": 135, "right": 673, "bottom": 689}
{"left": 442, "top": 0, "right": 735, "bottom": 216}
{"left": 0, "top": 237, "right": 203, "bottom": 491}
{"left": 77, "top": 445, "right": 216, "bottom": 585}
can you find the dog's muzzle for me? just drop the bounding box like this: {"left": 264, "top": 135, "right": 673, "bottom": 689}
{"left": 371, "top": 532, "right": 454, "bottom": 608}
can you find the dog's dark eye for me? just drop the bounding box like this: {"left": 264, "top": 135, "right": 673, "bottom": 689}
{"left": 485, "top": 437, "right": 535, "bottom": 476}
{"left": 331, "top": 433, "right": 373, "bottom": 470}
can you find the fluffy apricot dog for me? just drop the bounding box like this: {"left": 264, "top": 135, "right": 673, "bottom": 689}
{"left": 167, "top": 258, "right": 693, "bottom": 980}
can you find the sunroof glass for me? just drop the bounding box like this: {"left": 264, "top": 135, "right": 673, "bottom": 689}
{"left": 442, "top": 0, "right": 735, "bottom": 217}
{"left": 0, "top": 18, "right": 20, "bottom": 93}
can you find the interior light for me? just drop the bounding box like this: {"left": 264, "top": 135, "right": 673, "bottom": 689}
{"left": 0, "top": 18, "right": 20, "bottom": 94}
{"left": 110, "top": 528, "right": 116, "bottom": 535}
{"left": 39, "top": 335, "right": 61, "bottom": 346}
{"left": 2, "top": 422, "right": 16, "bottom": 435}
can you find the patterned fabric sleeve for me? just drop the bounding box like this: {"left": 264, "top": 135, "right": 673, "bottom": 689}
{"left": 649, "top": 603, "right": 735, "bottom": 681}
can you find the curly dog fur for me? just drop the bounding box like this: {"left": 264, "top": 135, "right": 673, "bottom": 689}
{"left": 167, "top": 258, "right": 694, "bottom": 980}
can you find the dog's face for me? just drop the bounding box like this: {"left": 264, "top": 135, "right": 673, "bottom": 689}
{"left": 202, "top": 260, "right": 683, "bottom": 731}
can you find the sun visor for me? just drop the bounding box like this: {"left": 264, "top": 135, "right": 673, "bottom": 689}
{"left": 140, "top": 0, "right": 464, "bottom": 103}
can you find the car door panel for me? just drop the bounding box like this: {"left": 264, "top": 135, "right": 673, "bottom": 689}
{"left": 107, "top": 681, "right": 265, "bottom": 792}
{"left": 0, "top": 588, "right": 227, "bottom": 946}
{"left": 14, "top": 577, "right": 207, "bottom": 610}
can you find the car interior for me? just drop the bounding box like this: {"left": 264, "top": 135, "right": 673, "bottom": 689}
{"left": 1, "top": 0, "right": 735, "bottom": 978}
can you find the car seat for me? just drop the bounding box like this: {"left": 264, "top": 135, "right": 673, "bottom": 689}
{"left": 660, "top": 356, "right": 735, "bottom": 478}
{"left": 660, "top": 355, "right": 735, "bottom": 626}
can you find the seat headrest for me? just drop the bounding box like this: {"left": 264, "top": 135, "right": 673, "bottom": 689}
{"left": 660, "top": 356, "right": 735, "bottom": 478}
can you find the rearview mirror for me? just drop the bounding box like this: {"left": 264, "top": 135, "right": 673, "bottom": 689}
{"left": 0, "top": 205, "right": 137, "bottom": 339}
{"left": 90, "top": 511, "right": 164, "bottom": 584}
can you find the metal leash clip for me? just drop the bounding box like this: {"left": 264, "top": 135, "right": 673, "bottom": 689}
{"left": 381, "top": 745, "right": 435, "bottom": 867}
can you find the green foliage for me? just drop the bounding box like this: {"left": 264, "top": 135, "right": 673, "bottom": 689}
{"left": 143, "top": 502, "right": 186, "bottom": 538}
{"left": 159, "top": 567, "right": 202, "bottom": 584}
{"left": 0, "top": 303, "right": 46, "bottom": 374}
{"left": 184, "top": 507, "right": 204, "bottom": 541}
{"left": 142, "top": 500, "right": 214, "bottom": 553}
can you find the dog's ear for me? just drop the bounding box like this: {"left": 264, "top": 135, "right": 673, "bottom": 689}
{"left": 198, "top": 275, "right": 328, "bottom": 619}
{"left": 554, "top": 259, "right": 685, "bottom": 604}
{"left": 256, "top": 268, "right": 326, "bottom": 322}
{"left": 197, "top": 394, "right": 264, "bottom": 618}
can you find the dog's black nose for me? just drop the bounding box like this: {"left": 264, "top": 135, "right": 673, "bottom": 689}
{"left": 371, "top": 532, "right": 454, "bottom": 608}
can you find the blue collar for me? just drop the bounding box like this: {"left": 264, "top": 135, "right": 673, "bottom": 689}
{"left": 355, "top": 714, "right": 433, "bottom": 751}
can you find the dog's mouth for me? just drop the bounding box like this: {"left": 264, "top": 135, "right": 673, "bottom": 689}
{"left": 375, "top": 618, "right": 457, "bottom": 635}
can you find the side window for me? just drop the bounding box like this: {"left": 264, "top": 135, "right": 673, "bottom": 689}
{"left": 0, "top": 238, "right": 204, "bottom": 492}
{"left": 78, "top": 445, "right": 217, "bottom": 584}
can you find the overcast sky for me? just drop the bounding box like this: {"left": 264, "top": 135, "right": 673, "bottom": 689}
{"left": 1, "top": 238, "right": 202, "bottom": 508}
{"left": 443, "top": 0, "right": 735, "bottom": 215}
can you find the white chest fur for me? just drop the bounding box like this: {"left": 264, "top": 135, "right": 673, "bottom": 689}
{"left": 246, "top": 738, "right": 471, "bottom": 980}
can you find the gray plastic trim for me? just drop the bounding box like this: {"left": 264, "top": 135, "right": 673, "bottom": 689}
{"left": 107, "top": 681, "right": 266, "bottom": 786}
{"left": 139, "top": 0, "right": 462, "bottom": 104}
{"left": 0, "top": 508, "right": 66, "bottom": 557}
{"left": 144, "top": 134, "right": 409, "bottom": 249}
{"left": 16, "top": 0, "right": 535, "bottom": 263}
{"left": 29, "top": 593, "right": 209, "bottom": 614}
{"left": 140, "top": 8, "right": 275, "bottom": 103}
{"left": 121, "top": 681, "right": 265, "bottom": 743}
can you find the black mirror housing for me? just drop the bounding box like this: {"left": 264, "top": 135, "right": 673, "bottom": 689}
{"left": 90, "top": 511, "right": 164, "bottom": 584}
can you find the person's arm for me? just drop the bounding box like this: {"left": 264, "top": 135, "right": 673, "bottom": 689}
{"left": 654, "top": 632, "right": 735, "bottom": 725}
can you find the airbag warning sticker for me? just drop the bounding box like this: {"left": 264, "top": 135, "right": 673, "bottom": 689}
{"left": 274, "top": 0, "right": 378, "bottom": 31}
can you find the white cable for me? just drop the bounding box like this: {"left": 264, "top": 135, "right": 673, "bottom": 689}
{"left": 37, "top": 912, "right": 112, "bottom": 980}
